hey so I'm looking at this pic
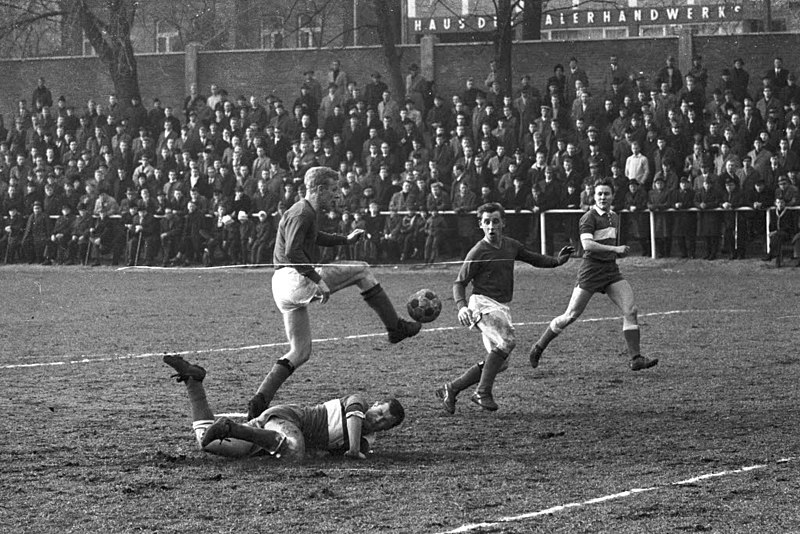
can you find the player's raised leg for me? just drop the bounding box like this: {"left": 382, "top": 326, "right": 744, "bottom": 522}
{"left": 529, "top": 286, "right": 592, "bottom": 368}
{"left": 249, "top": 307, "right": 309, "bottom": 419}
{"left": 321, "top": 261, "right": 421, "bottom": 344}
{"left": 164, "top": 355, "right": 256, "bottom": 457}
{"left": 606, "top": 280, "right": 658, "bottom": 371}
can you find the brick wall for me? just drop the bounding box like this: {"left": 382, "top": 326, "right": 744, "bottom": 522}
{"left": 0, "top": 53, "right": 184, "bottom": 117}
{"left": 194, "top": 45, "right": 419, "bottom": 103}
{"left": 693, "top": 32, "right": 800, "bottom": 99}
{"left": 0, "top": 33, "right": 797, "bottom": 123}
{"left": 432, "top": 37, "right": 678, "bottom": 98}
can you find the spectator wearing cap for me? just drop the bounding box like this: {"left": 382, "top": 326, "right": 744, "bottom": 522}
{"left": 780, "top": 73, "right": 800, "bottom": 109}
{"left": 364, "top": 71, "right": 388, "bottom": 111}
{"left": 776, "top": 137, "right": 800, "bottom": 173}
{"left": 672, "top": 176, "right": 698, "bottom": 258}
{"left": 22, "top": 200, "right": 50, "bottom": 263}
{"left": 378, "top": 89, "right": 400, "bottom": 127}
{"left": 32, "top": 77, "right": 53, "bottom": 112}
{"left": 294, "top": 83, "right": 319, "bottom": 126}
{"left": 426, "top": 94, "right": 453, "bottom": 134}
{"left": 318, "top": 83, "right": 343, "bottom": 126}
{"left": 756, "top": 85, "right": 783, "bottom": 122}
{"left": 327, "top": 59, "right": 349, "bottom": 99}
{"left": 775, "top": 174, "right": 799, "bottom": 205}
{"left": 301, "top": 70, "right": 323, "bottom": 106}
{"left": 655, "top": 55, "right": 683, "bottom": 95}
{"left": 733, "top": 154, "right": 761, "bottom": 193}
{"left": 679, "top": 74, "right": 705, "bottom": 112}
{"left": 406, "top": 63, "right": 428, "bottom": 115}
{"left": 689, "top": 55, "right": 709, "bottom": 91}
{"left": 747, "top": 136, "right": 773, "bottom": 177}
{"left": 565, "top": 57, "right": 589, "bottom": 104}
{"left": 730, "top": 58, "right": 751, "bottom": 103}
{"left": 601, "top": 55, "right": 629, "bottom": 97}
{"left": 765, "top": 57, "right": 790, "bottom": 90}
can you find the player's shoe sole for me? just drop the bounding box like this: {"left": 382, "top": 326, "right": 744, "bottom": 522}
{"left": 163, "top": 354, "right": 206, "bottom": 382}
{"left": 388, "top": 318, "right": 422, "bottom": 344}
{"left": 201, "top": 416, "right": 233, "bottom": 447}
{"left": 470, "top": 391, "right": 498, "bottom": 411}
{"left": 630, "top": 355, "right": 659, "bottom": 371}
{"left": 529, "top": 345, "right": 543, "bottom": 368}
{"left": 435, "top": 384, "right": 457, "bottom": 414}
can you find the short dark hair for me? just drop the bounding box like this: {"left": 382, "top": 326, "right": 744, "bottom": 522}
{"left": 594, "top": 177, "right": 615, "bottom": 193}
{"left": 477, "top": 202, "right": 504, "bottom": 220}
{"left": 386, "top": 398, "right": 405, "bottom": 427}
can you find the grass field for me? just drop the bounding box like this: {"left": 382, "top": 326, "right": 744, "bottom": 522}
{"left": 1, "top": 258, "right": 799, "bottom": 533}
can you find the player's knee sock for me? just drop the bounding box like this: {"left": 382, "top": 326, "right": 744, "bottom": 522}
{"left": 477, "top": 349, "right": 507, "bottom": 395}
{"left": 449, "top": 363, "right": 483, "bottom": 394}
{"left": 256, "top": 359, "right": 295, "bottom": 406}
{"left": 186, "top": 379, "right": 214, "bottom": 422}
{"left": 362, "top": 283, "right": 401, "bottom": 330}
{"left": 536, "top": 324, "right": 561, "bottom": 351}
{"left": 623, "top": 326, "right": 641, "bottom": 358}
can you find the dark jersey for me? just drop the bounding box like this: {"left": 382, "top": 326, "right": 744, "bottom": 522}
{"left": 579, "top": 207, "right": 618, "bottom": 263}
{"left": 454, "top": 236, "right": 559, "bottom": 305}
{"left": 262, "top": 394, "right": 374, "bottom": 454}
{"left": 273, "top": 199, "right": 347, "bottom": 283}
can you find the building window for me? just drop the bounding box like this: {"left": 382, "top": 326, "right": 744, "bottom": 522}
{"left": 297, "top": 13, "right": 321, "bottom": 48}
{"left": 82, "top": 32, "right": 96, "bottom": 56}
{"left": 544, "top": 27, "right": 628, "bottom": 41}
{"left": 156, "top": 20, "right": 180, "bottom": 53}
{"left": 261, "top": 16, "right": 285, "bottom": 49}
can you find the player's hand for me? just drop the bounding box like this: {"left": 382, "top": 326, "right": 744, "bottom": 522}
{"left": 315, "top": 280, "right": 331, "bottom": 304}
{"left": 457, "top": 306, "right": 473, "bottom": 327}
{"left": 557, "top": 246, "right": 575, "bottom": 265}
{"left": 617, "top": 245, "right": 631, "bottom": 256}
{"left": 346, "top": 229, "right": 365, "bottom": 243}
{"left": 345, "top": 450, "right": 366, "bottom": 460}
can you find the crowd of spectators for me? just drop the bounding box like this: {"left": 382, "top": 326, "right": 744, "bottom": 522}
{"left": 1, "top": 53, "right": 800, "bottom": 268}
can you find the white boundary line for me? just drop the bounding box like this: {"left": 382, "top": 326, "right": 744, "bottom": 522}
{"left": 438, "top": 457, "right": 797, "bottom": 534}
{"left": 0, "top": 308, "right": 752, "bottom": 370}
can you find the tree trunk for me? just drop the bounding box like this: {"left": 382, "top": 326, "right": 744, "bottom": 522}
{"left": 494, "top": 0, "right": 514, "bottom": 97}
{"left": 523, "top": 0, "right": 543, "bottom": 40}
{"left": 369, "top": 0, "right": 405, "bottom": 100}
{"left": 74, "top": 0, "right": 141, "bottom": 116}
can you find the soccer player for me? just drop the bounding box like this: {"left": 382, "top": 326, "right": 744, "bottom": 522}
{"left": 528, "top": 178, "right": 659, "bottom": 371}
{"left": 248, "top": 166, "right": 421, "bottom": 419}
{"left": 164, "top": 355, "right": 404, "bottom": 461}
{"left": 436, "top": 202, "right": 574, "bottom": 413}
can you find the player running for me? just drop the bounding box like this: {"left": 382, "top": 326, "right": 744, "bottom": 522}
{"left": 248, "top": 166, "right": 420, "bottom": 420}
{"left": 528, "top": 178, "right": 658, "bottom": 371}
{"left": 436, "top": 202, "right": 574, "bottom": 413}
{"left": 165, "top": 355, "right": 404, "bottom": 461}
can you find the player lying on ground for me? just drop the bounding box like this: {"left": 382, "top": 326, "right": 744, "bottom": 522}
{"left": 528, "top": 178, "right": 658, "bottom": 371}
{"left": 248, "top": 166, "right": 421, "bottom": 420}
{"left": 436, "top": 202, "right": 574, "bottom": 413}
{"left": 165, "top": 355, "right": 404, "bottom": 461}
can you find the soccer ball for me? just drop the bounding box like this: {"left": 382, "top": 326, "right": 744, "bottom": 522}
{"left": 407, "top": 289, "right": 442, "bottom": 323}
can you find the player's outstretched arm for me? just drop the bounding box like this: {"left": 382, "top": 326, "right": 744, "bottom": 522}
{"left": 346, "top": 228, "right": 365, "bottom": 244}
{"left": 345, "top": 416, "right": 366, "bottom": 460}
{"left": 518, "top": 245, "right": 574, "bottom": 268}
